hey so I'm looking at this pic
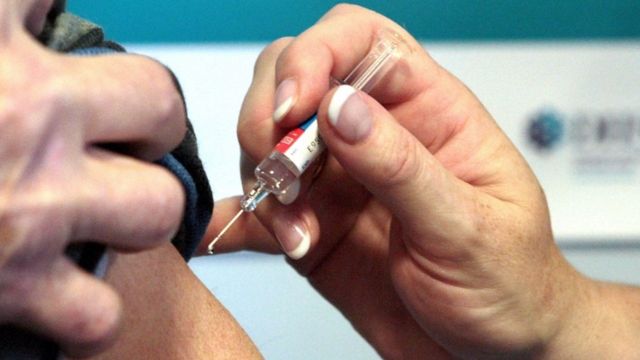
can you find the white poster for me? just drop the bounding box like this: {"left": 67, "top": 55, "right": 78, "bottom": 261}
{"left": 136, "top": 41, "right": 640, "bottom": 244}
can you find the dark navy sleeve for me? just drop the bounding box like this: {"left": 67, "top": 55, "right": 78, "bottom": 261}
{"left": 71, "top": 46, "right": 214, "bottom": 261}
{"left": 0, "top": 11, "right": 214, "bottom": 359}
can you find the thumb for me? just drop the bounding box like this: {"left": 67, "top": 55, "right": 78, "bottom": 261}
{"left": 319, "top": 85, "right": 475, "bottom": 243}
{"left": 197, "top": 197, "right": 280, "bottom": 256}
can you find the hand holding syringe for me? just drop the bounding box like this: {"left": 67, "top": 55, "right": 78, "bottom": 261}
{"left": 208, "top": 29, "right": 409, "bottom": 253}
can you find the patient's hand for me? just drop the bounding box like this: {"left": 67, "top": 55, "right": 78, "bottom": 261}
{"left": 0, "top": 2, "right": 187, "bottom": 357}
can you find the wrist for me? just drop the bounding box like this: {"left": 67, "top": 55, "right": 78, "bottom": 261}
{"left": 540, "top": 270, "right": 640, "bottom": 358}
{"left": 537, "top": 266, "right": 594, "bottom": 358}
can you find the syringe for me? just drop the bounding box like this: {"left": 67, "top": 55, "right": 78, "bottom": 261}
{"left": 208, "top": 29, "right": 409, "bottom": 254}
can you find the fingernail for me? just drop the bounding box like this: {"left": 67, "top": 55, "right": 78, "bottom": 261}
{"left": 328, "top": 85, "right": 372, "bottom": 143}
{"left": 276, "top": 179, "right": 300, "bottom": 205}
{"left": 273, "top": 78, "right": 298, "bottom": 123}
{"left": 273, "top": 212, "right": 310, "bottom": 260}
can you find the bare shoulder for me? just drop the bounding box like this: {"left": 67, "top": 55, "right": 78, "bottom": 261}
{"left": 82, "top": 243, "right": 262, "bottom": 359}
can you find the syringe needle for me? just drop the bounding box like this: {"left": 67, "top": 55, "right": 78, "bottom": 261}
{"left": 207, "top": 209, "right": 244, "bottom": 254}
{"left": 207, "top": 30, "right": 408, "bottom": 255}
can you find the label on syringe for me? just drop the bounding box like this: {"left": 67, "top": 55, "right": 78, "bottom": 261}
{"left": 275, "top": 115, "right": 326, "bottom": 176}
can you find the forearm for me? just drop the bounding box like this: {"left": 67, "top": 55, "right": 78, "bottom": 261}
{"left": 543, "top": 276, "right": 640, "bottom": 358}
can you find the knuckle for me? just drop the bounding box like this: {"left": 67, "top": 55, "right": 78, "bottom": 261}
{"left": 158, "top": 95, "right": 187, "bottom": 147}
{"left": 0, "top": 66, "right": 66, "bottom": 145}
{"left": 0, "top": 193, "right": 68, "bottom": 265}
{"left": 66, "top": 302, "right": 120, "bottom": 356}
{"left": 326, "top": 3, "right": 365, "bottom": 18}
{"left": 156, "top": 76, "right": 184, "bottom": 123}
{"left": 236, "top": 114, "right": 257, "bottom": 146}
{"left": 254, "top": 37, "right": 293, "bottom": 75}
{"left": 140, "top": 57, "right": 187, "bottom": 148}
{"left": 37, "top": 68, "right": 72, "bottom": 110}
{"left": 271, "top": 37, "right": 295, "bottom": 51}
{"left": 236, "top": 113, "right": 272, "bottom": 162}
{"left": 143, "top": 169, "right": 185, "bottom": 242}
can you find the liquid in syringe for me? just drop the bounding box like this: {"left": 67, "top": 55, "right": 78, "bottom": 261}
{"left": 208, "top": 30, "right": 409, "bottom": 254}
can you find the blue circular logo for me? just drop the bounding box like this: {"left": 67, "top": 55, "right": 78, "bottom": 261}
{"left": 527, "top": 109, "right": 565, "bottom": 151}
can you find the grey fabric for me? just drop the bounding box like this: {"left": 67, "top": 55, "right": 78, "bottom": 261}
{"left": 37, "top": 10, "right": 212, "bottom": 260}
{"left": 0, "top": 5, "right": 214, "bottom": 358}
{"left": 39, "top": 13, "right": 106, "bottom": 52}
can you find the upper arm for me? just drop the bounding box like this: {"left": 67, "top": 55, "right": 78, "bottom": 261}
{"left": 81, "top": 243, "right": 261, "bottom": 359}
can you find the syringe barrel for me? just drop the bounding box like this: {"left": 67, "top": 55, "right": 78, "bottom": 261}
{"left": 243, "top": 29, "right": 409, "bottom": 211}
{"left": 254, "top": 151, "right": 300, "bottom": 195}
{"left": 240, "top": 150, "right": 301, "bottom": 212}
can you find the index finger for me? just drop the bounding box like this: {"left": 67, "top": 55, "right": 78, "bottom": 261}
{"left": 58, "top": 51, "right": 187, "bottom": 160}
{"left": 272, "top": 4, "right": 428, "bottom": 128}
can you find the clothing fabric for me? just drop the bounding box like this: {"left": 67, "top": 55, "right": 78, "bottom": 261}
{"left": 39, "top": 12, "right": 214, "bottom": 261}
{"left": 0, "top": 8, "right": 214, "bottom": 360}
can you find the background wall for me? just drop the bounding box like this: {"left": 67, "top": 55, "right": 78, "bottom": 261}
{"left": 68, "top": 2, "right": 640, "bottom": 358}
{"left": 70, "top": 1, "right": 640, "bottom": 42}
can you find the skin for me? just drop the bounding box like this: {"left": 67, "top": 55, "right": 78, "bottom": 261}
{"left": 203, "top": 4, "right": 640, "bottom": 359}
{"left": 75, "top": 244, "right": 261, "bottom": 360}
{"left": 1, "top": 1, "right": 185, "bottom": 357}
{"left": 2, "top": 2, "right": 262, "bottom": 359}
